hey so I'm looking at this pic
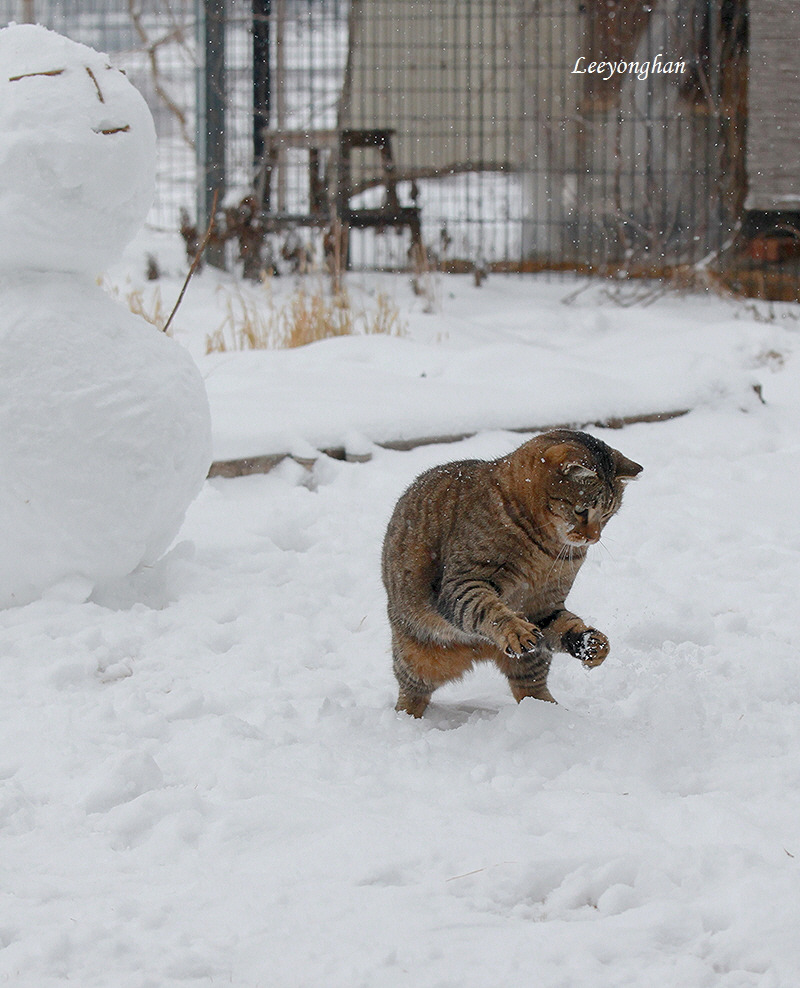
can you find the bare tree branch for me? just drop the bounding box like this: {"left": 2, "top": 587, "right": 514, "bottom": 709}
{"left": 127, "top": 0, "right": 194, "bottom": 149}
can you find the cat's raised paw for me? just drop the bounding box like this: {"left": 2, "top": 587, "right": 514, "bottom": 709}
{"left": 580, "top": 630, "right": 610, "bottom": 667}
{"left": 563, "top": 628, "right": 609, "bottom": 667}
{"left": 501, "top": 618, "right": 544, "bottom": 658}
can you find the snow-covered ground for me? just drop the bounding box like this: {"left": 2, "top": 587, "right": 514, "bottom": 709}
{"left": 3, "top": 230, "right": 800, "bottom": 986}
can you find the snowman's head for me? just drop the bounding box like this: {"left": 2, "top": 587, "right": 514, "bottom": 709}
{"left": 0, "top": 24, "right": 156, "bottom": 276}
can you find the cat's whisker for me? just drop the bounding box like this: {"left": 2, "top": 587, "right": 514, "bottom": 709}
{"left": 596, "top": 538, "right": 612, "bottom": 557}
{"left": 543, "top": 540, "right": 571, "bottom": 585}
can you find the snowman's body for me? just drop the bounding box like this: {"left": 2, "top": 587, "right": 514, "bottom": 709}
{"left": 0, "top": 25, "right": 212, "bottom": 607}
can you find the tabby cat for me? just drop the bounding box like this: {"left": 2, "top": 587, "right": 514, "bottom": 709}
{"left": 381, "top": 429, "right": 642, "bottom": 717}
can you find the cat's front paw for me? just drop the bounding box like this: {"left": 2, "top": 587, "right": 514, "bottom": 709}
{"left": 563, "top": 628, "right": 609, "bottom": 667}
{"left": 500, "top": 616, "right": 544, "bottom": 658}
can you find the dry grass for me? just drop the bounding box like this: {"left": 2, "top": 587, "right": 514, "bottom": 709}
{"left": 366, "top": 290, "right": 407, "bottom": 339}
{"left": 410, "top": 242, "right": 440, "bottom": 314}
{"left": 101, "top": 277, "right": 170, "bottom": 334}
{"left": 282, "top": 285, "right": 354, "bottom": 347}
{"left": 126, "top": 286, "right": 169, "bottom": 333}
{"left": 206, "top": 278, "right": 406, "bottom": 354}
{"left": 205, "top": 288, "right": 276, "bottom": 353}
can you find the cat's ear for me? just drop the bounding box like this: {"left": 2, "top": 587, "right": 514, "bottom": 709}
{"left": 561, "top": 462, "right": 597, "bottom": 481}
{"left": 614, "top": 452, "right": 643, "bottom": 481}
{"left": 542, "top": 442, "right": 597, "bottom": 479}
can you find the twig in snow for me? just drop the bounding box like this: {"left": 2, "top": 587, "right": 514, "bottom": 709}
{"left": 163, "top": 189, "right": 219, "bottom": 335}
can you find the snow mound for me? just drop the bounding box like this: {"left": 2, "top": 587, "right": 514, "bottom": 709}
{"left": 0, "top": 274, "right": 212, "bottom": 608}
{"left": 0, "top": 24, "right": 155, "bottom": 275}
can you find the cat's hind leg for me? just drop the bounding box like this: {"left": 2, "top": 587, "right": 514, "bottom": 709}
{"left": 393, "top": 650, "right": 433, "bottom": 718}
{"left": 495, "top": 645, "right": 556, "bottom": 704}
{"left": 391, "top": 630, "right": 480, "bottom": 717}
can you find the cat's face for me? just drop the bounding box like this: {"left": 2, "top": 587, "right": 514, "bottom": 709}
{"left": 507, "top": 431, "right": 642, "bottom": 548}
{"left": 547, "top": 460, "right": 619, "bottom": 546}
{"left": 544, "top": 437, "right": 642, "bottom": 546}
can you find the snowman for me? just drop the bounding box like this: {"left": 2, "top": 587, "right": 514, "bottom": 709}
{"left": 0, "top": 24, "right": 212, "bottom": 607}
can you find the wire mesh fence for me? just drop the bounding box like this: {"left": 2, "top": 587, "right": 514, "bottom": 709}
{"left": 1, "top": 0, "right": 797, "bottom": 297}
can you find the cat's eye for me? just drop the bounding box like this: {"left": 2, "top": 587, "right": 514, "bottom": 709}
{"left": 574, "top": 507, "right": 589, "bottom": 521}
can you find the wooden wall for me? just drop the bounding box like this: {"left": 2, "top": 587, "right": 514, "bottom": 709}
{"left": 747, "top": 0, "right": 800, "bottom": 210}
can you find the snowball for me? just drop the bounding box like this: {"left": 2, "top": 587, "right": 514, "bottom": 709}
{"left": 0, "top": 273, "right": 212, "bottom": 608}
{"left": 0, "top": 24, "right": 156, "bottom": 275}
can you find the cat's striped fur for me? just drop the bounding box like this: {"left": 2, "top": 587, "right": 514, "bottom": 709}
{"left": 381, "top": 430, "right": 642, "bottom": 717}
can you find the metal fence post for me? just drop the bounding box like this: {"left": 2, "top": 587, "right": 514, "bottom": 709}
{"left": 196, "top": 0, "right": 226, "bottom": 268}
{"left": 253, "top": 0, "right": 271, "bottom": 181}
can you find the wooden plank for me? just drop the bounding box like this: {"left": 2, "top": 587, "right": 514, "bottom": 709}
{"left": 262, "top": 129, "right": 338, "bottom": 151}
{"left": 206, "top": 408, "right": 690, "bottom": 478}
{"left": 207, "top": 453, "right": 288, "bottom": 478}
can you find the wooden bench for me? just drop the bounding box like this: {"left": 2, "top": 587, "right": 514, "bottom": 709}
{"left": 258, "top": 127, "right": 422, "bottom": 255}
